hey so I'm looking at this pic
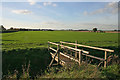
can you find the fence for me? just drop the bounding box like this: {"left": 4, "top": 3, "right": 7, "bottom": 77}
{"left": 48, "top": 41, "right": 114, "bottom": 68}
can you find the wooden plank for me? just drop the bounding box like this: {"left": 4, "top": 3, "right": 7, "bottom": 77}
{"left": 49, "top": 51, "right": 58, "bottom": 67}
{"left": 104, "top": 51, "right": 107, "bottom": 68}
{"left": 60, "top": 41, "right": 114, "bottom": 52}
{"left": 49, "top": 47, "right": 57, "bottom": 52}
{"left": 50, "top": 52, "right": 65, "bottom": 66}
{"left": 60, "top": 45, "right": 89, "bottom": 54}
{"left": 59, "top": 52, "right": 79, "bottom": 63}
{"left": 59, "top": 59, "right": 66, "bottom": 66}
{"left": 79, "top": 51, "right": 81, "bottom": 65}
{"left": 82, "top": 53, "right": 105, "bottom": 61}
{"left": 75, "top": 40, "right": 77, "bottom": 58}
{"left": 48, "top": 41, "right": 59, "bottom": 46}
{"left": 52, "top": 64, "right": 59, "bottom": 66}
{"left": 57, "top": 45, "right": 60, "bottom": 65}
{"left": 61, "top": 41, "right": 64, "bottom": 48}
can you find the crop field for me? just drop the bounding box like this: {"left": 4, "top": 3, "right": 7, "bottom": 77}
{"left": 2, "top": 31, "right": 119, "bottom": 50}
{"left": 2, "top": 31, "right": 120, "bottom": 79}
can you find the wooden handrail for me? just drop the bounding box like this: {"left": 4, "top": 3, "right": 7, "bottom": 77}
{"left": 59, "top": 52, "right": 79, "bottom": 63}
{"left": 82, "top": 53, "right": 105, "bottom": 61}
{"left": 60, "top": 45, "right": 89, "bottom": 54}
{"left": 48, "top": 41, "right": 59, "bottom": 46}
{"left": 48, "top": 41, "right": 112, "bottom": 68}
{"left": 60, "top": 41, "right": 114, "bottom": 52}
{"left": 48, "top": 41, "right": 89, "bottom": 54}
{"left": 49, "top": 47, "right": 57, "bottom": 52}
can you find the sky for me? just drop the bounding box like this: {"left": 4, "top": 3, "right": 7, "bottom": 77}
{"left": 1, "top": 1, "right": 119, "bottom": 30}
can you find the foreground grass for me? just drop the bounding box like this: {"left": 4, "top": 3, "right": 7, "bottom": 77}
{"left": 2, "top": 47, "right": 51, "bottom": 79}
{"left": 3, "top": 47, "right": 120, "bottom": 79}
{"left": 4, "top": 61, "right": 120, "bottom": 79}
{"left": 41, "top": 63, "right": 102, "bottom": 78}
{"left": 40, "top": 63, "right": 120, "bottom": 79}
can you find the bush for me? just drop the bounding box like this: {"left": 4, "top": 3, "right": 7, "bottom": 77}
{"left": 101, "top": 64, "right": 120, "bottom": 79}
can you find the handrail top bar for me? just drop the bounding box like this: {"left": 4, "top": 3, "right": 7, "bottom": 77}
{"left": 60, "top": 41, "right": 114, "bottom": 52}
{"left": 60, "top": 44, "right": 89, "bottom": 54}
{"left": 48, "top": 41, "right": 89, "bottom": 54}
{"left": 48, "top": 41, "right": 59, "bottom": 46}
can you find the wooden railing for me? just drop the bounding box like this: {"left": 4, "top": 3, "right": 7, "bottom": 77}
{"left": 48, "top": 41, "right": 114, "bottom": 68}
{"left": 48, "top": 41, "right": 60, "bottom": 67}
{"left": 60, "top": 41, "right": 114, "bottom": 68}
{"left": 48, "top": 41, "right": 89, "bottom": 67}
{"left": 60, "top": 44, "right": 89, "bottom": 65}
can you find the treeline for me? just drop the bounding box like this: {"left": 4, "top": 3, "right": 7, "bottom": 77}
{"left": 0, "top": 25, "right": 54, "bottom": 33}
{"left": 1, "top": 25, "right": 120, "bottom": 33}
{"left": 8, "top": 28, "right": 54, "bottom": 31}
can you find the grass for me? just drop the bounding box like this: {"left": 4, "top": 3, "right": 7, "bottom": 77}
{"left": 40, "top": 63, "right": 102, "bottom": 78}
{"left": 2, "top": 31, "right": 119, "bottom": 50}
{"left": 1, "top": 31, "right": 120, "bottom": 79}
{"left": 2, "top": 47, "right": 51, "bottom": 79}
{"left": 40, "top": 63, "right": 120, "bottom": 79}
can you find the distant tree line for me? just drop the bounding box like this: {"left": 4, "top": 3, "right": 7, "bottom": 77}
{"left": 1, "top": 25, "right": 119, "bottom": 33}
{"left": 0, "top": 25, "right": 54, "bottom": 33}
{"left": 8, "top": 27, "right": 54, "bottom": 31}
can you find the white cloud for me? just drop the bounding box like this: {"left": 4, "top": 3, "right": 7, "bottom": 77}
{"left": 12, "top": 10, "right": 32, "bottom": 14}
{"left": 52, "top": 4, "right": 57, "bottom": 7}
{"left": 83, "top": 11, "right": 88, "bottom": 15}
{"left": 84, "top": 2, "right": 118, "bottom": 15}
{"left": 74, "top": 23, "right": 118, "bottom": 30}
{"left": 2, "top": 17, "right": 118, "bottom": 30}
{"left": 43, "top": 2, "right": 47, "bottom": 6}
{"left": 27, "top": 0, "right": 36, "bottom": 5}
{"left": 43, "top": 2, "right": 57, "bottom": 7}
{"left": 43, "top": 2, "right": 51, "bottom": 6}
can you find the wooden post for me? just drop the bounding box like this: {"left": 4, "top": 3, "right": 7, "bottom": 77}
{"left": 75, "top": 40, "right": 77, "bottom": 58}
{"left": 86, "top": 54, "right": 88, "bottom": 63}
{"left": 57, "top": 45, "right": 60, "bottom": 65}
{"left": 104, "top": 51, "right": 107, "bottom": 68}
{"left": 79, "top": 51, "right": 81, "bottom": 65}
{"left": 61, "top": 41, "right": 63, "bottom": 48}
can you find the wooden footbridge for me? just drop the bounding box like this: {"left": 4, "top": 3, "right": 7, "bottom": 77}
{"left": 48, "top": 41, "right": 114, "bottom": 68}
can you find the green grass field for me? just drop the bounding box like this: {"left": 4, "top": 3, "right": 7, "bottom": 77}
{"left": 2, "top": 31, "right": 119, "bottom": 50}
{"left": 2, "top": 31, "right": 120, "bottom": 79}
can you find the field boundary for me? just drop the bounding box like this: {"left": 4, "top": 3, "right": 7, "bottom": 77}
{"left": 48, "top": 41, "right": 114, "bottom": 68}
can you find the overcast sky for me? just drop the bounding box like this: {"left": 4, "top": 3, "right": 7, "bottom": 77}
{"left": 1, "top": 1, "right": 118, "bottom": 30}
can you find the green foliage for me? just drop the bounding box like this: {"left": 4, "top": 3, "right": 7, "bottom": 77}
{"left": 2, "top": 47, "right": 51, "bottom": 79}
{"left": 93, "top": 28, "right": 97, "bottom": 32}
{"left": 40, "top": 63, "right": 102, "bottom": 78}
{"left": 101, "top": 64, "right": 120, "bottom": 79}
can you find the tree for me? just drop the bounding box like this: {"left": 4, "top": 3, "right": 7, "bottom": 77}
{"left": 10, "top": 27, "right": 13, "bottom": 30}
{"left": 0, "top": 25, "right": 6, "bottom": 30}
{"left": 93, "top": 28, "right": 97, "bottom": 32}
